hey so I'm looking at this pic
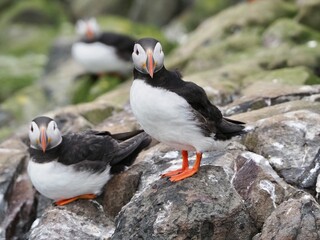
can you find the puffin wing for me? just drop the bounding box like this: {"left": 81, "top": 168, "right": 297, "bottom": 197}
{"left": 57, "top": 131, "right": 119, "bottom": 171}
{"left": 108, "top": 131, "right": 151, "bottom": 166}
{"left": 96, "top": 32, "right": 135, "bottom": 61}
{"left": 58, "top": 130, "right": 151, "bottom": 173}
{"left": 173, "top": 79, "right": 245, "bottom": 139}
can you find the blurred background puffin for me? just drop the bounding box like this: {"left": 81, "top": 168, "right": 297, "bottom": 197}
{"left": 71, "top": 18, "right": 135, "bottom": 79}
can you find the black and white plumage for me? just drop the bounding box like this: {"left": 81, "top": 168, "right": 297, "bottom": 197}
{"left": 71, "top": 18, "right": 135, "bottom": 76}
{"left": 130, "top": 38, "right": 246, "bottom": 182}
{"left": 28, "top": 116, "right": 151, "bottom": 205}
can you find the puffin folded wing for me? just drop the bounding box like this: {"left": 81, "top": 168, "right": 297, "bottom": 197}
{"left": 108, "top": 132, "right": 152, "bottom": 173}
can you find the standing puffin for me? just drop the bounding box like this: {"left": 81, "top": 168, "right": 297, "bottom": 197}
{"left": 71, "top": 18, "right": 135, "bottom": 76}
{"left": 28, "top": 116, "right": 151, "bottom": 205}
{"left": 130, "top": 38, "right": 245, "bottom": 182}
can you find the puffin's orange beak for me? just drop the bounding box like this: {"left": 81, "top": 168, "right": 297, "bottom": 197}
{"left": 40, "top": 128, "right": 47, "bottom": 153}
{"left": 86, "top": 25, "right": 94, "bottom": 40}
{"left": 146, "top": 50, "right": 154, "bottom": 78}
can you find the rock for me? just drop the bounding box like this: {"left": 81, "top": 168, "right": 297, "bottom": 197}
{"left": 233, "top": 151, "right": 298, "bottom": 229}
{"left": 128, "top": 0, "right": 187, "bottom": 26}
{"left": 95, "top": 104, "right": 139, "bottom": 133}
{"left": 243, "top": 110, "right": 320, "bottom": 188}
{"left": 184, "top": 71, "right": 240, "bottom": 106}
{"left": 262, "top": 18, "right": 320, "bottom": 48}
{"left": 103, "top": 165, "right": 142, "bottom": 218}
{"left": 256, "top": 195, "right": 320, "bottom": 240}
{"left": 48, "top": 98, "right": 119, "bottom": 127}
{"left": 296, "top": 0, "right": 320, "bottom": 31}
{"left": 0, "top": 137, "right": 36, "bottom": 240}
{"left": 167, "top": 0, "right": 297, "bottom": 68}
{"left": 184, "top": 29, "right": 261, "bottom": 74}
{"left": 112, "top": 166, "right": 258, "bottom": 239}
{"left": 242, "top": 67, "right": 320, "bottom": 86}
{"left": 224, "top": 83, "right": 320, "bottom": 116}
{"left": 231, "top": 100, "right": 320, "bottom": 123}
{"left": 28, "top": 200, "right": 114, "bottom": 240}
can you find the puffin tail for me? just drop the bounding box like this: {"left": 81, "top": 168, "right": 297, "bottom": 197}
{"left": 215, "top": 117, "right": 246, "bottom": 140}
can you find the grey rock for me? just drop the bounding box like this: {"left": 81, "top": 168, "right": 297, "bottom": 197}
{"left": 233, "top": 151, "right": 298, "bottom": 229}
{"left": 243, "top": 110, "right": 320, "bottom": 188}
{"left": 0, "top": 138, "right": 36, "bottom": 240}
{"left": 112, "top": 165, "right": 258, "bottom": 240}
{"left": 256, "top": 195, "right": 320, "bottom": 240}
{"left": 28, "top": 200, "right": 114, "bottom": 240}
{"left": 224, "top": 83, "right": 320, "bottom": 116}
{"left": 103, "top": 165, "right": 142, "bottom": 218}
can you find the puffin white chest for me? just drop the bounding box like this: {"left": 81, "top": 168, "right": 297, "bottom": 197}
{"left": 71, "top": 42, "right": 131, "bottom": 74}
{"left": 27, "top": 159, "right": 111, "bottom": 201}
{"left": 130, "top": 79, "right": 205, "bottom": 150}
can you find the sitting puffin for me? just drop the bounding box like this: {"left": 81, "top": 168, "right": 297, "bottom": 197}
{"left": 71, "top": 18, "right": 135, "bottom": 77}
{"left": 28, "top": 116, "right": 151, "bottom": 205}
{"left": 130, "top": 38, "right": 246, "bottom": 182}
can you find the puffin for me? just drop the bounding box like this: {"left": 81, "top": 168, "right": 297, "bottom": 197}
{"left": 130, "top": 38, "right": 246, "bottom": 182}
{"left": 27, "top": 116, "right": 151, "bottom": 205}
{"left": 71, "top": 18, "right": 135, "bottom": 76}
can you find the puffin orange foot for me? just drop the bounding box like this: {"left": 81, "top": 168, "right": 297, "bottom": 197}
{"left": 55, "top": 194, "right": 96, "bottom": 206}
{"left": 169, "top": 168, "right": 199, "bottom": 182}
{"left": 161, "top": 150, "right": 189, "bottom": 178}
{"left": 161, "top": 168, "right": 185, "bottom": 178}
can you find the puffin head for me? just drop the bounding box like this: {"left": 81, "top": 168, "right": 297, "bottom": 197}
{"left": 132, "top": 38, "right": 164, "bottom": 78}
{"left": 75, "top": 18, "right": 100, "bottom": 40}
{"left": 29, "top": 116, "right": 62, "bottom": 153}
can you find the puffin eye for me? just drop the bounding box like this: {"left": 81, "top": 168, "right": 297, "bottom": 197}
{"left": 135, "top": 49, "right": 139, "bottom": 55}
{"left": 31, "top": 125, "right": 34, "bottom": 132}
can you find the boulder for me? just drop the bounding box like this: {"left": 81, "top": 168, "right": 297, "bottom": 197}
{"left": 243, "top": 110, "right": 320, "bottom": 188}
{"left": 233, "top": 151, "right": 299, "bottom": 229}
{"left": 0, "top": 137, "right": 36, "bottom": 240}
{"left": 224, "top": 82, "right": 320, "bottom": 116}
{"left": 112, "top": 166, "right": 258, "bottom": 239}
{"left": 28, "top": 200, "right": 114, "bottom": 240}
{"left": 296, "top": 0, "right": 320, "bottom": 31}
{"left": 262, "top": 18, "right": 320, "bottom": 47}
{"left": 167, "top": 0, "right": 297, "bottom": 68}
{"left": 255, "top": 195, "right": 320, "bottom": 239}
{"left": 103, "top": 165, "right": 143, "bottom": 218}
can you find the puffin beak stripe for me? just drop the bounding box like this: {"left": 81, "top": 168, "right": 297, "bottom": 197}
{"left": 40, "top": 128, "right": 47, "bottom": 153}
{"left": 147, "top": 51, "right": 154, "bottom": 78}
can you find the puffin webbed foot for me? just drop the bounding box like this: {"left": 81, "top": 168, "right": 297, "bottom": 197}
{"left": 55, "top": 194, "right": 96, "bottom": 206}
{"left": 169, "top": 168, "right": 199, "bottom": 182}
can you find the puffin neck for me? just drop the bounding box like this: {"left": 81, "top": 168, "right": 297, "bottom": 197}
{"left": 29, "top": 143, "right": 62, "bottom": 163}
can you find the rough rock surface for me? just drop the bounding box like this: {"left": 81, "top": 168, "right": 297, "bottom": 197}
{"left": 2, "top": 0, "right": 320, "bottom": 239}
{"left": 113, "top": 166, "right": 257, "bottom": 240}
{"left": 254, "top": 195, "right": 320, "bottom": 240}
{"left": 28, "top": 200, "right": 114, "bottom": 240}
{"left": 244, "top": 110, "right": 320, "bottom": 188}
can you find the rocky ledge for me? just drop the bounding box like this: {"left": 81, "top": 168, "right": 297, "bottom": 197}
{"left": 1, "top": 0, "right": 320, "bottom": 239}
